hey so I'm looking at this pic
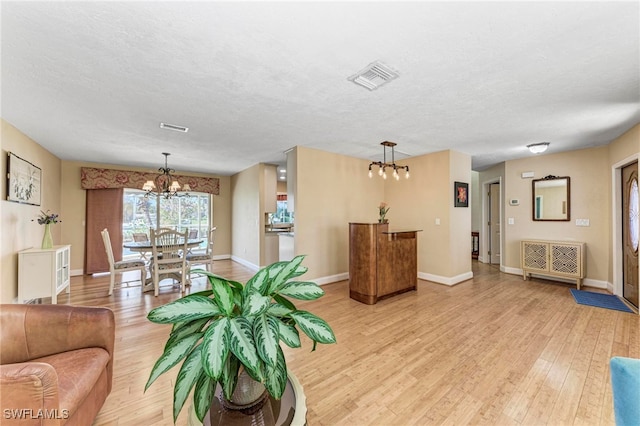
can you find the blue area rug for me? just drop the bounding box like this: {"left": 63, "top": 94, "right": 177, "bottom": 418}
{"left": 570, "top": 289, "right": 634, "bottom": 313}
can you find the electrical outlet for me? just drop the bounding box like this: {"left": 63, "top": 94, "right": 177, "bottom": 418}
{"left": 435, "top": 218, "right": 440, "bottom": 225}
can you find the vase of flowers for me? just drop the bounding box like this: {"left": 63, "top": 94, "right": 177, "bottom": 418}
{"left": 34, "top": 210, "right": 61, "bottom": 249}
{"left": 378, "top": 202, "right": 390, "bottom": 223}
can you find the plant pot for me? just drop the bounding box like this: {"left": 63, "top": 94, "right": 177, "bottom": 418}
{"left": 41, "top": 223, "right": 53, "bottom": 249}
{"left": 214, "top": 369, "right": 275, "bottom": 426}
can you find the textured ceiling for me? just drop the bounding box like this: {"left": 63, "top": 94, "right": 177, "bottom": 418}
{"left": 1, "top": 2, "right": 639, "bottom": 175}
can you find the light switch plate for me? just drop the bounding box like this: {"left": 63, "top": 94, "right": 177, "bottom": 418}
{"left": 576, "top": 219, "right": 590, "bottom": 226}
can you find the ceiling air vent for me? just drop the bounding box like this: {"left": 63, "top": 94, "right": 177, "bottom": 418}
{"left": 160, "top": 122, "right": 189, "bottom": 133}
{"left": 348, "top": 61, "right": 399, "bottom": 91}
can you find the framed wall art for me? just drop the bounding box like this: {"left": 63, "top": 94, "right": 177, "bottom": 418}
{"left": 6, "top": 152, "right": 41, "bottom": 206}
{"left": 454, "top": 181, "right": 468, "bottom": 207}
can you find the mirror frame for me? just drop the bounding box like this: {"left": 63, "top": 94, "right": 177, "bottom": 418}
{"left": 532, "top": 175, "right": 571, "bottom": 221}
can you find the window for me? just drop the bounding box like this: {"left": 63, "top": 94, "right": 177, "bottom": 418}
{"left": 123, "top": 189, "right": 211, "bottom": 256}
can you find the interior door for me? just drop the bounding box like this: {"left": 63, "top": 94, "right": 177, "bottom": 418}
{"left": 488, "top": 183, "right": 501, "bottom": 264}
{"left": 622, "top": 162, "right": 639, "bottom": 308}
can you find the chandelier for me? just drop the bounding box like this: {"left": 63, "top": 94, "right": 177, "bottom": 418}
{"left": 142, "top": 153, "right": 191, "bottom": 199}
{"left": 368, "top": 141, "right": 410, "bottom": 180}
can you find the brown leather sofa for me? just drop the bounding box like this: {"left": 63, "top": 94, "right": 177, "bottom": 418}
{"left": 0, "top": 304, "right": 115, "bottom": 425}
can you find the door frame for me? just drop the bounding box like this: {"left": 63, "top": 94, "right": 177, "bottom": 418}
{"left": 612, "top": 153, "right": 639, "bottom": 297}
{"left": 481, "top": 177, "right": 502, "bottom": 267}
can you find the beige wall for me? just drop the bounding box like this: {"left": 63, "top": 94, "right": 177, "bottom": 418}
{"left": 293, "top": 147, "right": 472, "bottom": 284}
{"left": 295, "top": 146, "right": 384, "bottom": 281}
{"left": 231, "top": 163, "right": 262, "bottom": 267}
{"left": 1, "top": 119, "right": 62, "bottom": 303}
{"left": 503, "top": 146, "right": 610, "bottom": 283}
{"left": 387, "top": 150, "right": 472, "bottom": 282}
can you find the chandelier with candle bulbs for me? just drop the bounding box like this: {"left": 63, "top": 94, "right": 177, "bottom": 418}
{"left": 368, "top": 141, "right": 410, "bottom": 180}
{"left": 142, "top": 153, "right": 191, "bottom": 199}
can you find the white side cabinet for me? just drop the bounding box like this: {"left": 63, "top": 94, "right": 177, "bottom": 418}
{"left": 18, "top": 245, "right": 71, "bottom": 304}
{"left": 521, "top": 240, "right": 586, "bottom": 289}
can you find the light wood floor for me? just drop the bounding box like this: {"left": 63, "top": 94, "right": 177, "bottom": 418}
{"left": 57, "top": 260, "right": 639, "bottom": 426}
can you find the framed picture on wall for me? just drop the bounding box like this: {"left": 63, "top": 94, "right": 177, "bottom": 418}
{"left": 6, "top": 152, "right": 41, "bottom": 206}
{"left": 454, "top": 181, "right": 468, "bottom": 207}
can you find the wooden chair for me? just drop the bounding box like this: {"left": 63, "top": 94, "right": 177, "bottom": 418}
{"left": 132, "top": 232, "right": 150, "bottom": 261}
{"left": 149, "top": 228, "right": 190, "bottom": 296}
{"left": 186, "top": 227, "right": 216, "bottom": 273}
{"left": 101, "top": 228, "right": 146, "bottom": 295}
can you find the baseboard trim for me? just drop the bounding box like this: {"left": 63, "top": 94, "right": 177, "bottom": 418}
{"left": 212, "top": 254, "right": 232, "bottom": 261}
{"left": 418, "top": 271, "right": 474, "bottom": 286}
{"left": 70, "top": 269, "right": 84, "bottom": 277}
{"left": 507, "top": 267, "right": 610, "bottom": 290}
{"left": 312, "top": 272, "right": 349, "bottom": 286}
{"left": 230, "top": 256, "right": 260, "bottom": 272}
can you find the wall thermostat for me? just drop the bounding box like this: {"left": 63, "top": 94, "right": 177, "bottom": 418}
{"left": 509, "top": 199, "right": 520, "bottom": 206}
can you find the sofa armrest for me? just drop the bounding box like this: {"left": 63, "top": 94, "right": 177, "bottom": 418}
{"left": 0, "top": 304, "right": 115, "bottom": 392}
{"left": 0, "top": 362, "right": 62, "bottom": 425}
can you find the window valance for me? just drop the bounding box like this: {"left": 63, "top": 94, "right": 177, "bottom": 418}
{"left": 80, "top": 167, "right": 219, "bottom": 195}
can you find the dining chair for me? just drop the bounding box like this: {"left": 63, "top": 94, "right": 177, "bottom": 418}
{"left": 132, "top": 232, "right": 150, "bottom": 261}
{"left": 101, "top": 228, "right": 147, "bottom": 296}
{"left": 185, "top": 229, "right": 199, "bottom": 255}
{"left": 149, "top": 228, "right": 190, "bottom": 296}
{"left": 186, "top": 227, "right": 216, "bottom": 273}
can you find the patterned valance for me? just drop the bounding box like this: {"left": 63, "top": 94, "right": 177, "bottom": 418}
{"left": 81, "top": 167, "right": 219, "bottom": 195}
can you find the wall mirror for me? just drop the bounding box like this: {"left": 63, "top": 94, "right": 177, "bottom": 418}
{"left": 532, "top": 175, "right": 570, "bottom": 221}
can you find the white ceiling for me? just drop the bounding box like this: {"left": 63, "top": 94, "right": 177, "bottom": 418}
{"left": 2, "top": 1, "right": 639, "bottom": 175}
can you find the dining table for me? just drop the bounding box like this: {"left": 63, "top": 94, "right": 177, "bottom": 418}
{"left": 123, "top": 238, "right": 204, "bottom": 292}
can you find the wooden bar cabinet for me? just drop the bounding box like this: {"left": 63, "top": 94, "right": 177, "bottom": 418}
{"left": 349, "top": 222, "right": 420, "bottom": 305}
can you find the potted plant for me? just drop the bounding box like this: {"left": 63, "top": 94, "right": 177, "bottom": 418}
{"left": 145, "top": 255, "right": 336, "bottom": 423}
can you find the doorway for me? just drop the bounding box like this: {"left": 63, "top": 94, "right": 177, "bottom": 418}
{"left": 488, "top": 182, "right": 501, "bottom": 265}
{"left": 622, "top": 161, "right": 639, "bottom": 308}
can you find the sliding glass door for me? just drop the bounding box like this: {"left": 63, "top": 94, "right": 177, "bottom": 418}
{"left": 122, "top": 189, "right": 211, "bottom": 256}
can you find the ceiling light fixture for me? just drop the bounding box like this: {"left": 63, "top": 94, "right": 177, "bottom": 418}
{"left": 368, "top": 141, "right": 410, "bottom": 180}
{"left": 527, "top": 142, "right": 550, "bottom": 154}
{"left": 142, "top": 153, "right": 191, "bottom": 199}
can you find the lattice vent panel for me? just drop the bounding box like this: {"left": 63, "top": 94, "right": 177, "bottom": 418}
{"left": 524, "top": 243, "right": 547, "bottom": 270}
{"left": 551, "top": 245, "right": 579, "bottom": 274}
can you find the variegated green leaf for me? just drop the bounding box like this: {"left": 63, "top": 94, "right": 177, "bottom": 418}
{"left": 193, "top": 372, "right": 215, "bottom": 422}
{"left": 185, "top": 289, "right": 214, "bottom": 298}
{"left": 229, "top": 317, "right": 262, "bottom": 380}
{"left": 278, "top": 321, "right": 301, "bottom": 348}
{"left": 147, "top": 295, "right": 220, "bottom": 324}
{"left": 267, "top": 303, "right": 293, "bottom": 317}
{"left": 289, "top": 264, "right": 308, "bottom": 279}
{"left": 166, "top": 317, "right": 210, "bottom": 350}
{"left": 220, "top": 355, "right": 240, "bottom": 401}
{"left": 264, "top": 345, "right": 287, "bottom": 399}
{"left": 253, "top": 315, "right": 280, "bottom": 367}
{"left": 145, "top": 333, "right": 203, "bottom": 390}
{"left": 243, "top": 292, "right": 271, "bottom": 316}
{"left": 290, "top": 310, "right": 336, "bottom": 344}
{"left": 278, "top": 281, "right": 325, "bottom": 300}
{"left": 245, "top": 267, "right": 270, "bottom": 296}
{"left": 211, "top": 278, "right": 234, "bottom": 315}
{"left": 201, "top": 317, "right": 231, "bottom": 380}
{"left": 269, "top": 255, "right": 306, "bottom": 293}
{"left": 173, "top": 345, "right": 203, "bottom": 422}
{"left": 273, "top": 294, "right": 297, "bottom": 311}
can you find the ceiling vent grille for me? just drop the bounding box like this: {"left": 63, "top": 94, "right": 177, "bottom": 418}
{"left": 160, "top": 122, "right": 189, "bottom": 133}
{"left": 348, "top": 61, "right": 399, "bottom": 91}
